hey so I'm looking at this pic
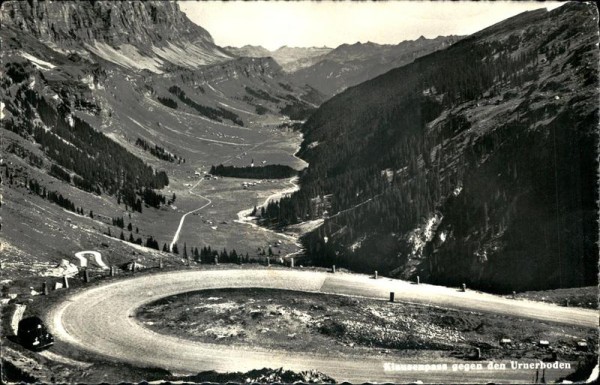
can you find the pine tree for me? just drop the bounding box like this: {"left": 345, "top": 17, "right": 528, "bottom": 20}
{"left": 173, "top": 243, "right": 179, "bottom": 254}
{"left": 220, "top": 249, "right": 228, "bottom": 262}
{"left": 127, "top": 223, "right": 133, "bottom": 231}
{"left": 120, "top": 231, "right": 125, "bottom": 240}
{"left": 163, "top": 243, "right": 168, "bottom": 252}
{"left": 129, "top": 233, "right": 134, "bottom": 243}
{"left": 183, "top": 243, "right": 188, "bottom": 259}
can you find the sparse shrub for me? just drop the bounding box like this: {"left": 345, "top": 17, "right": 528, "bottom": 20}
{"left": 177, "top": 311, "right": 192, "bottom": 323}
{"left": 503, "top": 90, "right": 518, "bottom": 100}
{"left": 157, "top": 96, "right": 177, "bottom": 109}
{"left": 49, "top": 164, "right": 71, "bottom": 183}
{"left": 338, "top": 297, "right": 359, "bottom": 307}
{"left": 255, "top": 105, "right": 269, "bottom": 115}
{"left": 318, "top": 319, "right": 346, "bottom": 337}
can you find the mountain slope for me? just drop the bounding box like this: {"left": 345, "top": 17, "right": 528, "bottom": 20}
{"left": 225, "top": 45, "right": 273, "bottom": 59}
{"left": 0, "top": 0, "right": 232, "bottom": 72}
{"left": 289, "top": 36, "right": 462, "bottom": 96}
{"left": 262, "top": 3, "right": 599, "bottom": 292}
{"left": 269, "top": 46, "right": 334, "bottom": 72}
{"left": 225, "top": 38, "right": 461, "bottom": 97}
{"left": 225, "top": 45, "right": 333, "bottom": 72}
{"left": 0, "top": 1, "right": 321, "bottom": 279}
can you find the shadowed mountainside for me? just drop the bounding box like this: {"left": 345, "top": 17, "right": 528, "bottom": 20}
{"left": 261, "top": 3, "right": 599, "bottom": 292}
{"left": 289, "top": 36, "right": 463, "bottom": 96}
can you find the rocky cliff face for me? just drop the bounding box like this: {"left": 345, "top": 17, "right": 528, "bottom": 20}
{"left": 0, "top": 0, "right": 231, "bottom": 71}
{"left": 269, "top": 46, "right": 333, "bottom": 72}
{"left": 193, "top": 57, "right": 284, "bottom": 83}
{"left": 1, "top": 0, "right": 211, "bottom": 46}
{"left": 225, "top": 45, "right": 273, "bottom": 59}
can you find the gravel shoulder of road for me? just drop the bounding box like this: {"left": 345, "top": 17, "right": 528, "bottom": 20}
{"left": 516, "top": 286, "right": 598, "bottom": 309}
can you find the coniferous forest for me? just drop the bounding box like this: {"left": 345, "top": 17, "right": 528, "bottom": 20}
{"left": 210, "top": 164, "right": 297, "bottom": 179}
{"left": 168, "top": 85, "right": 244, "bottom": 126}
{"left": 261, "top": 4, "right": 598, "bottom": 292}
{"left": 3, "top": 78, "right": 170, "bottom": 211}
{"left": 135, "top": 137, "right": 183, "bottom": 163}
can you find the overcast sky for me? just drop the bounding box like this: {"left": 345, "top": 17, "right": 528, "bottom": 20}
{"left": 179, "top": 1, "right": 564, "bottom": 51}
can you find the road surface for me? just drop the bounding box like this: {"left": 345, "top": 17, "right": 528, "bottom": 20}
{"left": 168, "top": 139, "right": 270, "bottom": 252}
{"left": 74, "top": 251, "right": 108, "bottom": 270}
{"left": 168, "top": 176, "right": 211, "bottom": 252}
{"left": 46, "top": 269, "right": 597, "bottom": 383}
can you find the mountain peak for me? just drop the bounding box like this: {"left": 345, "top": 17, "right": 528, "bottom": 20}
{"left": 0, "top": 0, "right": 232, "bottom": 72}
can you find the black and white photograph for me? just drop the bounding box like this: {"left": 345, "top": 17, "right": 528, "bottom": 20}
{"left": 0, "top": 0, "right": 598, "bottom": 383}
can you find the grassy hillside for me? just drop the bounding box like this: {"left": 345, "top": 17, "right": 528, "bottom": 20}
{"left": 0, "top": 15, "right": 315, "bottom": 279}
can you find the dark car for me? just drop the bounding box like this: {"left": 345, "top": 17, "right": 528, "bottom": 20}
{"left": 17, "top": 316, "right": 54, "bottom": 351}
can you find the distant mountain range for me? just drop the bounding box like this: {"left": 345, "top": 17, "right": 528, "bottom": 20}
{"left": 225, "top": 45, "right": 333, "bottom": 72}
{"left": 226, "top": 38, "right": 462, "bottom": 96}
{"left": 289, "top": 36, "right": 463, "bottom": 96}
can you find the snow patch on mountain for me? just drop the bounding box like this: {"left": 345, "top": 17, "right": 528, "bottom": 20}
{"left": 85, "top": 42, "right": 165, "bottom": 73}
{"left": 152, "top": 42, "right": 230, "bottom": 69}
{"left": 406, "top": 213, "right": 442, "bottom": 258}
{"left": 20, "top": 52, "right": 55, "bottom": 70}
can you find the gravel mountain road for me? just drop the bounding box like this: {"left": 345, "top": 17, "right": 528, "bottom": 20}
{"left": 47, "top": 269, "right": 597, "bottom": 383}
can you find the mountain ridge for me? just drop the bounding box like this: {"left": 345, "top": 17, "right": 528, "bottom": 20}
{"left": 260, "top": 2, "right": 599, "bottom": 292}
{"left": 225, "top": 37, "right": 463, "bottom": 96}
{"left": 225, "top": 45, "right": 333, "bottom": 72}
{"left": 289, "top": 35, "right": 463, "bottom": 96}
{"left": 0, "top": 0, "right": 232, "bottom": 72}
